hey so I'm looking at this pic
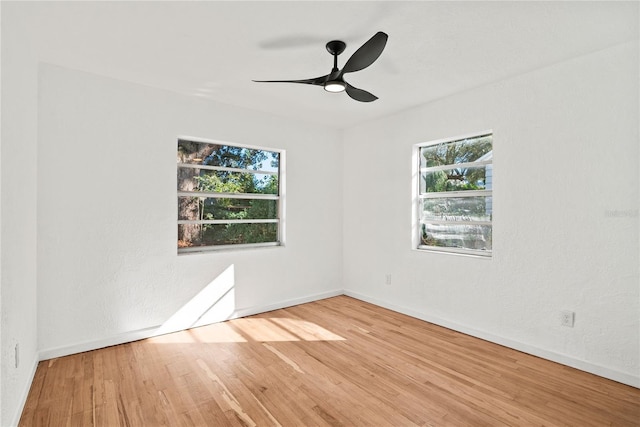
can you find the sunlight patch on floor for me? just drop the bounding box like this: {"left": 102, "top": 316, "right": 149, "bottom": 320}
{"left": 231, "top": 317, "right": 346, "bottom": 343}
{"left": 269, "top": 317, "right": 346, "bottom": 341}
{"left": 232, "top": 318, "right": 300, "bottom": 342}
{"left": 190, "top": 322, "right": 247, "bottom": 343}
{"left": 151, "top": 315, "right": 346, "bottom": 344}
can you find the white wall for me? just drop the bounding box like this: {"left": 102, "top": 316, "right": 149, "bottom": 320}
{"left": 342, "top": 41, "right": 639, "bottom": 387}
{"left": 1, "top": 4, "right": 40, "bottom": 426}
{"left": 0, "top": 1, "right": 3, "bottom": 421}
{"left": 36, "top": 63, "right": 343, "bottom": 356}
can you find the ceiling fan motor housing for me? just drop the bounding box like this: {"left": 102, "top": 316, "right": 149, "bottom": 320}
{"left": 326, "top": 40, "right": 346, "bottom": 56}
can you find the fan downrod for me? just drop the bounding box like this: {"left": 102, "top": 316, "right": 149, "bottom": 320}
{"left": 326, "top": 40, "right": 346, "bottom": 56}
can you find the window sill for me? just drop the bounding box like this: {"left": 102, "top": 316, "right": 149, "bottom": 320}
{"left": 178, "top": 242, "right": 284, "bottom": 255}
{"left": 414, "top": 246, "right": 492, "bottom": 259}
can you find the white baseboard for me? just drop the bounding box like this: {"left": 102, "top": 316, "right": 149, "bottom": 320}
{"left": 232, "top": 289, "right": 343, "bottom": 318}
{"left": 10, "top": 353, "right": 39, "bottom": 427}
{"left": 343, "top": 290, "right": 640, "bottom": 389}
{"left": 38, "top": 289, "right": 343, "bottom": 361}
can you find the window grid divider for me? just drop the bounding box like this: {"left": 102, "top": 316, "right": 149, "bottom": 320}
{"left": 178, "top": 191, "right": 279, "bottom": 200}
{"left": 177, "top": 163, "right": 278, "bottom": 175}
{"left": 419, "top": 159, "right": 492, "bottom": 173}
{"left": 178, "top": 219, "right": 279, "bottom": 225}
{"left": 419, "top": 190, "right": 491, "bottom": 199}
{"left": 419, "top": 219, "right": 492, "bottom": 227}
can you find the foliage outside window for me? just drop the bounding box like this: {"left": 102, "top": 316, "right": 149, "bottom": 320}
{"left": 417, "top": 132, "right": 493, "bottom": 256}
{"left": 177, "top": 138, "right": 283, "bottom": 252}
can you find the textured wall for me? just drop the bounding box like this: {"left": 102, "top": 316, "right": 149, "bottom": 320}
{"left": 36, "top": 64, "right": 344, "bottom": 356}
{"left": 1, "top": 4, "right": 39, "bottom": 426}
{"left": 342, "top": 41, "right": 639, "bottom": 386}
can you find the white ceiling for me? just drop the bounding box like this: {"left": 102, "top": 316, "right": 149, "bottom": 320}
{"left": 19, "top": 1, "right": 639, "bottom": 129}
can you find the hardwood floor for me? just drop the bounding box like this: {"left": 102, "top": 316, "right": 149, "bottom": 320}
{"left": 20, "top": 296, "right": 640, "bottom": 426}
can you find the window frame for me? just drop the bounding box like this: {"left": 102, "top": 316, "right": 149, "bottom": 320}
{"left": 177, "top": 136, "right": 285, "bottom": 253}
{"left": 413, "top": 131, "right": 493, "bottom": 258}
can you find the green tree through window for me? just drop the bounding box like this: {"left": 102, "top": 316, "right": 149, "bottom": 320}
{"left": 178, "top": 139, "right": 282, "bottom": 251}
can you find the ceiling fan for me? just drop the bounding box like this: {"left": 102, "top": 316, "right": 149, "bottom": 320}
{"left": 254, "top": 31, "right": 388, "bottom": 102}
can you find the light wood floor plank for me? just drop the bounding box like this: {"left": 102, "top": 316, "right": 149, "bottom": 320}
{"left": 19, "top": 296, "right": 640, "bottom": 426}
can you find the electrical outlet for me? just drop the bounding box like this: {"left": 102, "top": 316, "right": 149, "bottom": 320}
{"left": 15, "top": 343, "right": 19, "bottom": 368}
{"left": 385, "top": 274, "right": 392, "bottom": 286}
{"left": 560, "top": 310, "right": 575, "bottom": 328}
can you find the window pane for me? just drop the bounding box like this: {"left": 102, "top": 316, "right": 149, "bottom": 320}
{"left": 420, "top": 223, "right": 492, "bottom": 251}
{"left": 178, "top": 169, "right": 278, "bottom": 195}
{"left": 178, "top": 197, "right": 278, "bottom": 221}
{"left": 178, "top": 223, "right": 278, "bottom": 247}
{"left": 421, "top": 165, "right": 491, "bottom": 193}
{"left": 420, "top": 135, "right": 492, "bottom": 168}
{"left": 178, "top": 140, "right": 278, "bottom": 171}
{"left": 421, "top": 197, "right": 492, "bottom": 222}
{"left": 178, "top": 139, "right": 282, "bottom": 251}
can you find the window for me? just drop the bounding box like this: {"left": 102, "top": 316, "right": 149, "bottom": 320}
{"left": 177, "top": 137, "right": 284, "bottom": 252}
{"left": 416, "top": 132, "right": 493, "bottom": 257}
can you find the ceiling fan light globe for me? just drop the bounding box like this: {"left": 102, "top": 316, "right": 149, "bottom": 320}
{"left": 324, "top": 81, "right": 346, "bottom": 93}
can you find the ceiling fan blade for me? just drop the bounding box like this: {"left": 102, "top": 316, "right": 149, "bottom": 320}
{"left": 253, "top": 75, "right": 328, "bottom": 86}
{"left": 345, "top": 83, "right": 378, "bottom": 102}
{"left": 342, "top": 32, "right": 388, "bottom": 74}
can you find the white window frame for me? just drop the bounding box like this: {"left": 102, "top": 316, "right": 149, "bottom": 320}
{"left": 413, "top": 131, "right": 493, "bottom": 258}
{"left": 177, "top": 136, "right": 285, "bottom": 253}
